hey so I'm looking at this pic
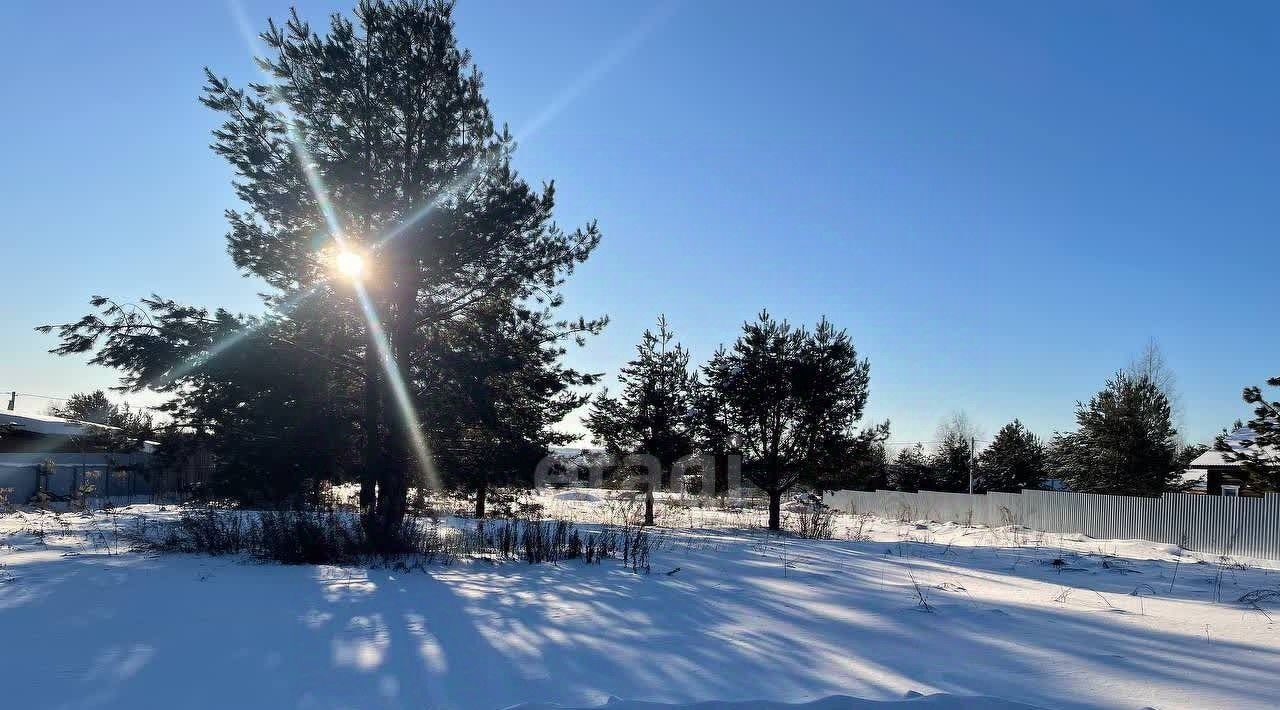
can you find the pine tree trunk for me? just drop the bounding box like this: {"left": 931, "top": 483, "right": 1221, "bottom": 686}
{"left": 768, "top": 490, "right": 782, "bottom": 531}
{"left": 359, "top": 344, "right": 380, "bottom": 513}
{"left": 371, "top": 268, "right": 417, "bottom": 549}
{"left": 644, "top": 488, "right": 655, "bottom": 526}
{"left": 475, "top": 477, "right": 488, "bottom": 518}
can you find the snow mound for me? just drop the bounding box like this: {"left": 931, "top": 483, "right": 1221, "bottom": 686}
{"left": 505, "top": 693, "right": 1040, "bottom": 709}
{"left": 553, "top": 491, "right": 605, "bottom": 502}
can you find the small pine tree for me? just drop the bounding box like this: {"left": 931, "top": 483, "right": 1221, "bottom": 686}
{"left": 976, "top": 419, "right": 1045, "bottom": 493}
{"left": 585, "top": 316, "right": 698, "bottom": 524}
{"left": 700, "top": 312, "right": 883, "bottom": 530}
{"left": 50, "top": 390, "right": 155, "bottom": 454}
{"left": 50, "top": 391, "right": 119, "bottom": 426}
{"left": 928, "top": 432, "right": 975, "bottom": 493}
{"left": 889, "top": 443, "right": 932, "bottom": 492}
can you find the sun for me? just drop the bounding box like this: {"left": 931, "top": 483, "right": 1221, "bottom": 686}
{"left": 335, "top": 251, "right": 365, "bottom": 280}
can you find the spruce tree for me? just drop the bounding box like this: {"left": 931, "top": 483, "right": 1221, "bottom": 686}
{"left": 976, "top": 419, "right": 1045, "bottom": 492}
{"left": 928, "top": 432, "right": 974, "bottom": 493}
{"left": 889, "top": 443, "right": 931, "bottom": 492}
{"left": 1049, "top": 372, "right": 1179, "bottom": 496}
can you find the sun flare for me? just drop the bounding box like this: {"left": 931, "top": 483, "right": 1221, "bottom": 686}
{"left": 335, "top": 251, "right": 365, "bottom": 280}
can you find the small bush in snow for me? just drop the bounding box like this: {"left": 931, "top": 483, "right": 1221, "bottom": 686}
{"left": 791, "top": 505, "right": 835, "bottom": 540}
{"left": 133, "top": 505, "right": 660, "bottom": 570}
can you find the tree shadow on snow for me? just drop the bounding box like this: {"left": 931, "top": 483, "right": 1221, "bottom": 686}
{"left": 4, "top": 527, "right": 1280, "bottom": 709}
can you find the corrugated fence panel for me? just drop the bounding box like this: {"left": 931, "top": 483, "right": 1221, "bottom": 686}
{"left": 822, "top": 487, "right": 1280, "bottom": 561}
{"left": 0, "top": 452, "right": 155, "bottom": 505}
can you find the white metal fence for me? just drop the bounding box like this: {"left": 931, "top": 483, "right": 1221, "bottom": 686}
{"left": 823, "top": 488, "right": 1280, "bottom": 561}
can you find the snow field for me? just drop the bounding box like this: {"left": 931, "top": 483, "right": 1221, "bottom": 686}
{"left": 3, "top": 498, "right": 1279, "bottom": 710}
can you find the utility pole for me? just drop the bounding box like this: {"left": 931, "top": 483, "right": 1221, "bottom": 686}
{"left": 6, "top": 391, "right": 14, "bottom": 411}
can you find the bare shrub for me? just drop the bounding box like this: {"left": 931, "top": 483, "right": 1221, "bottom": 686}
{"left": 71, "top": 472, "right": 99, "bottom": 512}
{"left": 1238, "top": 588, "right": 1280, "bottom": 620}
{"left": 1238, "top": 588, "right": 1280, "bottom": 605}
{"left": 1054, "top": 585, "right": 1114, "bottom": 610}
{"left": 1213, "top": 530, "right": 1245, "bottom": 603}
{"left": 1169, "top": 531, "right": 1189, "bottom": 593}
{"left": 132, "top": 505, "right": 656, "bottom": 569}
{"left": 847, "top": 513, "right": 873, "bottom": 542}
{"left": 907, "top": 570, "right": 933, "bottom": 612}
{"left": 622, "top": 526, "right": 654, "bottom": 572}
{"left": 1129, "top": 583, "right": 1156, "bottom": 616}
{"left": 791, "top": 504, "right": 835, "bottom": 540}
{"left": 255, "top": 510, "right": 365, "bottom": 564}
{"left": 996, "top": 506, "right": 1028, "bottom": 546}
{"left": 157, "top": 507, "right": 249, "bottom": 556}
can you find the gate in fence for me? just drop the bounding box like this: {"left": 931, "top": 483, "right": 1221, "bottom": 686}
{"left": 822, "top": 488, "right": 1280, "bottom": 561}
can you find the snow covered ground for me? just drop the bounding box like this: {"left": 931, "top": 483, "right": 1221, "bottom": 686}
{"left": 3, "top": 498, "right": 1280, "bottom": 710}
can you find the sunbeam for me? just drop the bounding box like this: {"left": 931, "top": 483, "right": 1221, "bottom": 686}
{"left": 227, "top": 0, "right": 441, "bottom": 489}
{"left": 372, "top": 1, "right": 679, "bottom": 251}
{"left": 219, "top": 0, "right": 678, "bottom": 492}
{"left": 144, "top": 282, "right": 323, "bottom": 389}
{"left": 354, "top": 284, "right": 442, "bottom": 491}
{"left": 514, "top": 1, "right": 679, "bottom": 141}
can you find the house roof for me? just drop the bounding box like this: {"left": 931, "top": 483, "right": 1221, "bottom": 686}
{"left": 1190, "top": 425, "right": 1279, "bottom": 468}
{"left": 0, "top": 411, "right": 159, "bottom": 453}
{"left": 1179, "top": 468, "right": 1207, "bottom": 490}
{"left": 0, "top": 411, "right": 111, "bottom": 437}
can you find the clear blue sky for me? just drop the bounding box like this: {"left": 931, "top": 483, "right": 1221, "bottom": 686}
{"left": 1, "top": 1, "right": 1276, "bottom": 447}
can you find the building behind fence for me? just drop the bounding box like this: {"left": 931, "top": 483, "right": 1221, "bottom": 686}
{"left": 823, "top": 488, "right": 1280, "bottom": 561}
{"left": 1, "top": 411, "right": 213, "bottom": 505}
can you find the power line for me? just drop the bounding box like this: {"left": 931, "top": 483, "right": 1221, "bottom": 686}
{"left": 885, "top": 439, "right": 990, "bottom": 446}
{"left": 4, "top": 390, "right": 170, "bottom": 414}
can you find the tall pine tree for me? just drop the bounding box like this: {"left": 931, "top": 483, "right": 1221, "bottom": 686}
{"left": 40, "top": 1, "right": 603, "bottom": 542}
